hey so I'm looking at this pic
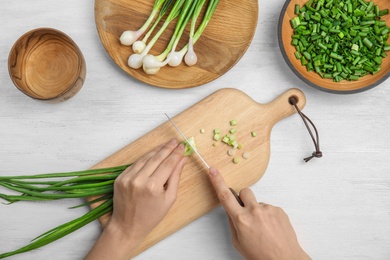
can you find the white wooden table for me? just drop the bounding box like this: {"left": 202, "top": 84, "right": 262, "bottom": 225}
{"left": 1, "top": 1, "right": 389, "bottom": 259}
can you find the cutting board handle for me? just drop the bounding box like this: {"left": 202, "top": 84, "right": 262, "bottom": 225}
{"left": 264, "top": 88, "right": 306, "bottom": 126}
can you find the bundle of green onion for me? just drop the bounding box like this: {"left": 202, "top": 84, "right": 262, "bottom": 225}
{"left": 290, "top": 0, "right": 390, "bottom": 82}
{"left": 0, "top": 164, "right": 130, "bottom": 258}
{"left": 0, "top": 140, "right": 197, "bottom": 258}
{"left": 121, "top": 0, "right": 220, "bottom": 75}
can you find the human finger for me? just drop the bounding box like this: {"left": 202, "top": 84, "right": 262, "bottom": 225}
{"left": 138, "top": 138, "right": 179, "bottom": 177}
{"left": 152, "top": 142, "right": 185, "bottom": 183}
{"left": 121, "top": 142, "right": 166, "bottom": 179}
{"left": 238, "top": 188, "right": 258, "bottom": 208}
{"left": 164, "top": 156, "right": 187, "bottom": 199}
{"left": 208, "top": 167, "right": 242, "bottom": 215}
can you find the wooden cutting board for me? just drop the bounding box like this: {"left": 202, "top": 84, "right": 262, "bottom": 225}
{"left": 89, "top": 87, "right": 306, "bottom": 257}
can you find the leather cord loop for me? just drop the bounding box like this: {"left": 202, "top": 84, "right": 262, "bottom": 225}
{"left": 289, "top": 96, "right": 322, "bottom": 163}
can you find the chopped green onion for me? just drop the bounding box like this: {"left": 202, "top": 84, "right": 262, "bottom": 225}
{"left": 227, "top": 148, "right": 236, "bottom": 156}
{"left": 290, "top": 0, "right": 390, "bottom": 82}
{"left": 290, "top": 16, "right": 301, "bottom": 29}
{"left": 182, "top": 136, "right": 197, "bottom": 156}
{"left": 222, "top": 136, "right": 230, "bottom": 144}
{"left": 242, "top": 152, "right": 251, "bottom": 159}
{"left": 295, "top": 4, "right": 300, "bottom": 15}
{"left": 363, "top": 37, "right": 373, "bottom": 49}
{"left": 379, "top": 9, "right": 389, "bottom": 16}
{"left": 230, "top": 140, "right": 238, "bottom": 147}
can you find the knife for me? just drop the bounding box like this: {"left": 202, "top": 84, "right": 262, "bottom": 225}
{"left": 165, "top": 113, "right": 244, "bottom": 207}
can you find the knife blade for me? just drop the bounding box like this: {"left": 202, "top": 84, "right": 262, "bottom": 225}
{"left": 164, "top": 113, "right": 244, "bottom": 207}
{"left": 165, "top": 113, "right": 210, "bottom": 169}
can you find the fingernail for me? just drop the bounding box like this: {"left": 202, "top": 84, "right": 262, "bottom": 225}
{"left": 170, "top": 138, "right": 178, "bottom": 145}
{"left": 209, "top": 167, "right": 218, "bottom": 176}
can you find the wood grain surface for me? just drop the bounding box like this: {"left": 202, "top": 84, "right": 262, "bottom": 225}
{"left": 94, "top": 0, "right": 258, "bottom": 88}
{"left": 8, "top": 28, "right": 86, "bottom": 101}
{"left": 279, "top": 0, "right": 390, "bottom": 93}
{"left": 88, "top": 88, "right": 306, "bottom": 258}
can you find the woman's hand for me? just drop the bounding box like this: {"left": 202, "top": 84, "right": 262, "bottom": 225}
{"left": 86, "top": 139, "right": 187, "bottom": 260}
{"left": 110, "top": 138, "right": 187, "bottom": 241}
{"left": 208, "top": 167, "right": 311, "bottom": 260}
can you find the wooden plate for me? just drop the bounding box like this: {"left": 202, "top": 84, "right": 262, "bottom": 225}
{"left": 94, "top": 0, "right": 258, "bottom": 89}
{"left": 278, "top": 0, "right": 390, "bottom": 94}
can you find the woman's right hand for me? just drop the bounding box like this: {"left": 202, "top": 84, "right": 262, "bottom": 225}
{"left": 208, "top": 167, "right": 311, "bottom": 260}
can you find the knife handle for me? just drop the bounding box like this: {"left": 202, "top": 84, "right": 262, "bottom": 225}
{"left": 229, "top": 188, "right": 244, "bottom": 207}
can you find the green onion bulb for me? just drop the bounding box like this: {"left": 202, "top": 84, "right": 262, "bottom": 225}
{"left": 119, "top": 30, "right": 143, "bottom": 46}
{"left": 184, "top": 38, "right": 197, "bottom": 66}
{"left": 132, "top": 40, "right": 146, "bottom": 54}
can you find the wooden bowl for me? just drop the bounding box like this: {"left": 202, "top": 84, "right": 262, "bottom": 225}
{"left": 8, "top": 28, "right": 86, "bottom": 100}
{"left": 278, "top": 0, "right": 390, "bottom": 94}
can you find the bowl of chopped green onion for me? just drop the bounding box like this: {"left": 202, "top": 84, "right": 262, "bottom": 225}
{"left": 278, "top": 0, "right": 390, "bottom": 94}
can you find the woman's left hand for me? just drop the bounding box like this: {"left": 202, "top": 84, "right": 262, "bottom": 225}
{"left": 85, "top": 138, "right": 187, "bottom": 260}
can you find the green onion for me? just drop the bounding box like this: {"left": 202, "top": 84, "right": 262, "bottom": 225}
{"left": 233, "top": 157, "right": 241, "bottom": 164}
{"left": 0, "top": 133, "right": 201, "bottom": 259}
{"left": 132, "top": 0, "right": 175, "bottom": 54}
{"left": 126, "top": 0, "right": 220, "bottom": 73}
{"left": 128, "top": 0, "right": 186, "bottom": 70}
{"left": 120, "top": 0, "right": 167, "bottom": 46}
{"left": 295, "top": 4, "right": 300, "bottom": 15}
{"left": 379, "top": 9, "right": 389, "bottom": 16}
{"left": 0, "top": 199, "right": 113, "bottom": 259}
{"left": 230, "top": 119, "right": 237, "bottom": 126}
{"left": 222, "top": 136, "right": 230, "bottom": 143}
{"left": 170, "top": 0, "right": 220, "bottom": 67}
{"left": 291, "top": 16, "right": 301, "bottom": 28}
{"left": 290, "top": 0, "right": 390, "bottom": 82}
{"left": 143, "top": 0, "right": 200, "bottom": 74}
{"left": 182, "top": 136, "right": 197, "bottom": 156}
{"left": 0, "top": 165, "right": 128, "bottom": 181}
{"left": 0, "top": 164, "right": 132, "bottom": 258}
{"left": 242, "top": 152, "right": 251, "bottom": 159}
